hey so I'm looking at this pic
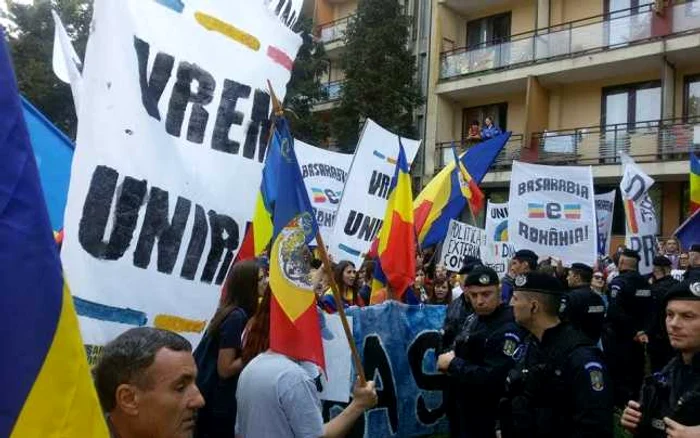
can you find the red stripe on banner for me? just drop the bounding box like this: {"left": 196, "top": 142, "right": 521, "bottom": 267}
{"left": 269, "top": 294, "right": 325, "bottom": 369}
{"left": 626, "top": 199, "right": 639, "bottom": 233}
{"left": 267, "top": 46, "right": 293, "bottom": 71}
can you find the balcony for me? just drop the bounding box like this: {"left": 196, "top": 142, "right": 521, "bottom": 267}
{"left": 320, "top": 80, "right": 344, "bottom": 101}
{"left": 434, "top": 134, "right": 524, "bottom": 170}
{"left": 440, "top": 1, "right": 700, "bottom": 81}
{"left": 317, "top": 15, "right": 354, "bottom": 47}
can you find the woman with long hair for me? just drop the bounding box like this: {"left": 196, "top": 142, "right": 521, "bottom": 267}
{"left": 241, "top": 285, "right": 272, "bottom": 366}
{"left": 358, "top": 259, "right": 375, "bottom": 305}
{"left": 194, "top": 260, "right": 260, "bottom": 438}
{"left": 321, "top": 260, "right": 364, "bottom": 312}
{"left": 430, "top": 278, "right": 452, "bottom": 305}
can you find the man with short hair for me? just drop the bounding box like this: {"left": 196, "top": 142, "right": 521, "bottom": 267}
{"left": 499, "top": 272, "right": 614, "bottom": 438}
{"left": 621, "top": 280, "right": 700, "bottom": 435}
{"left": 563, "top": 262, "right": 606, "bottom": 343}
{"left": 501, "top": 249, "right": 538, "bottom": 303}
{"left": 605, "top": 248, "right": 654, "bottom": 407}
{"left": 437, "top": 266, "right": 525, "bottom": 437}
{"left": 235, "top": 351, "right": 377, "bottom": 438}
{"left": 686, "top": 244, "right": 700, "bottom": 281}
{"left": 93, "top": 327, "right": 206, "bottom": 438}
{"left": 648, "top": 255, "right": 680, "bottom": 373}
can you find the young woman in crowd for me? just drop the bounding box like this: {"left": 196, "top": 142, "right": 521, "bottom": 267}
{"left": 430, "top": 278, "right": 452, "bottom": 305}
{"left": 241, "top": 285, "right": 271, "bottom": 367}
{"left": 358, "top": 259, "right": 375, "bottom": 305}
{"left": 415, "top": 268, "right": 429, "bottom": 303}
{"left": 591, "top": 270, "right": 608, "bottom": 309}
{"left": 194, "top": 260, "right": 260, "bottom": 438}
{"left": 321, "top": 260, "right": 364, "bottom": 312}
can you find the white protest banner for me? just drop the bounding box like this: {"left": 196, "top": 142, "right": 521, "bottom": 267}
{"left": 328, "top": 119, "right": 421, "bottom": 266}
{"left": 484, "top": 201, "right": 516, "bottom": 278}
{"left": 319, "top": 313, "right": 353, "bottom": 403}
{"left": 620, "top": 153, "right": 658, "bottom": 274}
{"left": 61, "top": 0, "right": 301, "bottom": 347}
{"left": 508, "top": 161, "right": 597, "bottom": 266}
{"left": 595, "top": 190, "right": 616, "bottom": 257}
{"left": 439, "top": 219, "right": 487, "bottom": 272}
{"left": 295, "top": 141, "right": 352, "bottom": 245}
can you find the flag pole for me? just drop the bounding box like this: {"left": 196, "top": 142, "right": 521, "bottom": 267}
{"left": 267, "top": 80, "right": 367, "bottom": 385}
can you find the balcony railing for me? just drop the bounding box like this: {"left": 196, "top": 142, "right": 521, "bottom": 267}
{"left": 531, "top": 117, "right": 700, "bottom": 165}
{"left": 440, "top": 1, "right": 700, "bottom": 80}
{"left": 317, "top": 15, "right": 354, "bottom": 45}
{"left": 435, "top": 134, "right": 524, "bottom": 170}
{"left": 315, "top": 80, "right": 344, "bottom": 104}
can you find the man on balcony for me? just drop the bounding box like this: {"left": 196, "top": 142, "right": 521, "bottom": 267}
{"left": 481, "top": 117, "right": 502, "bottom": 141}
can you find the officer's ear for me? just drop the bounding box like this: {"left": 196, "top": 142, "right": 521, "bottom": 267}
{"left": 530, "top": 300, "right": 538, "bottom": 314}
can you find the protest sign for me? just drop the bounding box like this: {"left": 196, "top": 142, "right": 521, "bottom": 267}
{"left": 595, "top": 191, "right": 616, "bottom": 256}
{"left": 621, "top": 153, "right": 658, "bottom": 274}
{"left": 439, "top": 219, "right": 486, "bottom": 272}
{"left": 61, "top": 0, "right": 301, "bottom": 347}
{"left": 323, "top": 302, "right": 448, "bottom": 437}
{"left": 483, "top": 201, "right": 516, "bottom": 277}
{"left": 328, "top": 119, "right": 421, "bottom": 267}
{"left": 508, "top": 161, "right": 597, "bottom": 266}
{"left": 320, "top": 313, "right": 354, "bottom": 403}
{"left": 295, "top": 141, "right": 352, "bottom": 245}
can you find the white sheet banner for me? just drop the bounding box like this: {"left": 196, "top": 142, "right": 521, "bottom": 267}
{"left": 620, "top": 153, "right": 658, "bottom": 274}
{"left": 328, "top": 119, "right": 421, "bottom": 266}
{"left": 439, "top": 219, "right": 487, "bottom": 272}
{"left": 595, "top": 190, "right": 616, "bottom": 257}
{"left": 61, "top": 0, "right": 301, "bottom": 347}
{"left": 508, "top": 161, "right": 597, "bottom": 266}
{"left": 484, "top": 201, "right": 516, "bottom": 278}
{"left": 295, "top": 141, "right": 352, "bottom": 245}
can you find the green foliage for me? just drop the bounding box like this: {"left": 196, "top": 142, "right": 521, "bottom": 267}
{"left": 5, "top": 0, "right": 91, "bottom": 139}
{"left": 284, "top": 17, "right": 330, "bottom": 146}
{"left": 331, "top": 0, "right": 422, "bottom": 152}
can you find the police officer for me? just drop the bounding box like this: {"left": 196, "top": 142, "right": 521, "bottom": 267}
{"left": 499, "top": 272, "right": 614, "bottom": 438}
{"left": 437, "top": 266, "right": 525, "bottom": 438}
{"left": 502, "top": 249, "right": 538, "bottom": 304}
{"left": 605, "top": 248, "right": 654, "bottom": 407}
{"left": 686, "top": 244, "right": 700, "bottom": 281}
{"left": 563, "top": 262, "right": 606, "bottom": 343}
{"left": 621, "top": 279, "right": 700, "bottom": 437}
{"left": 648, "top": 255, "right": 680, "bottom": 373}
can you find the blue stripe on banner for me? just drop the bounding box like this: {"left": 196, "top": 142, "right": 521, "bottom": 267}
{"left": 154, "top": 0, "right": 184, "bottom": 13}
{"left": 372, "top": 150, "right": 386, "bottom": 160}
{"left": 338, "top": 243, "right": 361, "bottom": 257}
{"left": 73, "top": 297, "right": 148, "bottom": 326}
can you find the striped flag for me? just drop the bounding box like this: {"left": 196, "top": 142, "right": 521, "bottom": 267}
{"left": 0, "top": 33, "right": 108, "bottom": 437}
{"left": 691, "top": 153, "right": 700, "bottom": 214}
{"left": 452, "top": 142, "right": 485, "bottom": 218}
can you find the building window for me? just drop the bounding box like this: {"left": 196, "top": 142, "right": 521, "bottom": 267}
{"left": 602, "top": 81, "right": 661, "bottom": 128}
{"left": 466, "top": 12, "right": 511, "bottom": 48}
{"left": 462, "top": 103, "right": 508, "bottom": 141}
{"left": 684, "top": 74, "right": 700, "bottom": 120}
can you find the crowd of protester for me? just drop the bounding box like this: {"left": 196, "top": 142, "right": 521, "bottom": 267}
{"left": 90, "top": 237, "right": 700, "bottom": 438}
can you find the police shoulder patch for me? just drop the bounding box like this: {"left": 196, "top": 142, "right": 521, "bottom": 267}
{"left": 502, "top": 332, "right": 520, "bottom": 357}
{"left": 584, "top": 361, "right": 604, "bottom": 392}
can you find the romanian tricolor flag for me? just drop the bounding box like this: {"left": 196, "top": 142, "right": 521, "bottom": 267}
{"left": 691, "top": 153, "right": 700, "bottom": 214}
{"left": 452, "top": 143, "right": 485, "bottom": 218}
{"left": 528, "top": 203, "right": 545, "bottom": 218}
{"left": 414, "top": 132, "right": 510, "bottom": 249}
{"left": 267, "top": 117, "right": 324, "bottom": 368}
{"left": 371, "top": 142, "right": 416, "bottom": 301}
{"left": 0, "top": 35, "right": 108, "bottom": 437}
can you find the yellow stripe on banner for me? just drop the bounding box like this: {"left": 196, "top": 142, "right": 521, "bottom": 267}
{"left": 12, "top": 283, "right": 109, "bottom": 437}
{"left": 253, "top": 191, "right": 273, "bottom": 256}
{"left": 194, "top": 12, "right": 261, "bottom": 51}
{"left": 154, "top": 314, "right": 206, "bottom": 333}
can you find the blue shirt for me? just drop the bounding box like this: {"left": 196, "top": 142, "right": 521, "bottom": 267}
{"left": 481, "top": 125, "right": 502, "bottom": 140}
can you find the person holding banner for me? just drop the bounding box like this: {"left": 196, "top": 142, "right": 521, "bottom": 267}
{"left": 437, "top": 266, "right": 525, "bottom": 438}
{"left": 499, "top": 272, "right": 613, "bottom": 438}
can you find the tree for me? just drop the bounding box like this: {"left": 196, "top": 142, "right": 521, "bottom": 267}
{"left": 331, "top": 0, "right": 422, "bottom": 152}
{"left": 4, "top": 0, "right": 91, "bottom": 139}
{"left": 284, "top": 16, "right": 330, "bottom": 146}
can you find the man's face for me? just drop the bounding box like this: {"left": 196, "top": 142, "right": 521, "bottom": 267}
{"left": 690, "top": 251, "right": 700, "bottom": 268}
{"left": 435, "top": 265, "right": 447, "bottom": 281}
{"left": 510, "top": 291, "right": 534, "bottom": 328}
{"left": 566, "top": 270, "right": 579, "bottom": 288}
{"left": 467, "top": 285, "right": 500, "bottom": 316}
{"left": 680, "top": 253, "right": 690, "bottom": 269}
{"left": 666, "top": 300, "right": 700, "bottom": 354}
{"left": 666, "top": 239, "right": 679, "bottom": 253}
{"left": 510, "top": 259, "right": 529, "bottom": 275}
{"left": 132, "top": 348, "right": 205, "bottom": 438}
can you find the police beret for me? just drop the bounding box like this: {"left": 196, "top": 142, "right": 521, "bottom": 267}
{"left": 513, "top": 271, "right": 565, "bottom": 295}
{"left": 652, "top": 256, "right": 672, "bottom": 267}
{"left": 570, "top": 263, "right": 593, "bottom": 275}
{"left": 514, "top": 249, "right": 538, "bottom": 261}
{"left": 459, "top": 255, "right": 483, "bottom": 275}
{"left": 663, "top": 280, "right": 700, "bottom": 307}
{"left": 463, "top": 265, "right": 499, "bottom": 287}
{"left": 690, "top": 244, "right": 700, "bottom": 253}
{"left": 621, "top": 249, "right": 641, "bottom": 260}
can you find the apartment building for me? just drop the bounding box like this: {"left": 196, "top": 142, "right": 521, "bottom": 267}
{"left": 424, "top": 0, "right": 700, "bottom": 246}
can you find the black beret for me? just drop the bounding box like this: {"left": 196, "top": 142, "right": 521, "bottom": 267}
{"left": 463, "top": 265, "right": 499, "bottom": 287}
{"left": 652, "top": 256, "right": 672, "bottom": 267}
{"left": 663, "top": 280, "right": 700, "bottom": 307}
{"left": 459, "top": 255, "right": 483, "bottom": 275}
{"left": 690, "top": 244, "right": 700, "bottom": 253}
{"left": 514, "top": 249, "right": 538, "bottom": 261}
{"left": 621, "top": 249, "right": 641, "bottom": 261}
{"left": 513, "top": 271, "right": 565, "bottom": 295}
{"left": 571, "top": 263, "right": 593, "bottom": 275}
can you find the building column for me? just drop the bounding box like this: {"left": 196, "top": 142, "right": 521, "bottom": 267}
{"left": 661, "top": 181, "right": 682, "bottom": 237}
{"left": 423, "top": 0, "right": 444, "bottom": 184}
{"left": 523, "top": 76, "right": 550, "bottom": 161}
{"left": 537, "top": 0, "right": 551, "bottom": 30}
{"left": 661, "top": 57, "right": 676, "bottom": 121}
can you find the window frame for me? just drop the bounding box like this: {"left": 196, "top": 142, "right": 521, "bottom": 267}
{"left": 600, "top": 80, "right": 662, "bottom": 129}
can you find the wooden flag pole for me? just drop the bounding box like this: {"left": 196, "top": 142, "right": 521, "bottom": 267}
{"left": 267, "top": 80, "right": 367, "bottom": 384}
{"left": 314, "top": 231, "right": 367, "bottom": 385}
